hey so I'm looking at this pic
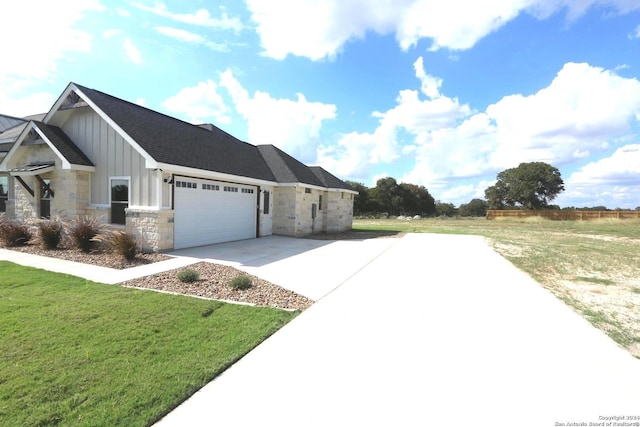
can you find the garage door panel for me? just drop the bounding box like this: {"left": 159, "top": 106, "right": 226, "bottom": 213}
{"left": 174, "top": 178, "right": 256, "bottom": 249}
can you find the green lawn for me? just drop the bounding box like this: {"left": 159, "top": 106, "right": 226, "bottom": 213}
{"left": 0, "top": 262, "right": 297, "bottom": 426}
{"left": 355, "top": 217, "right": 640, "bottom": 357}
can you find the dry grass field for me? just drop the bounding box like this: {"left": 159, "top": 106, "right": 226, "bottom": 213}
{"left": 354, "top": 217, "right": 640, "bottom": 358}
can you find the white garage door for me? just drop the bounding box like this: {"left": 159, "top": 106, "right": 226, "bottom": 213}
{"left": 174, "top": 177, "right": 257, "bottom": 249}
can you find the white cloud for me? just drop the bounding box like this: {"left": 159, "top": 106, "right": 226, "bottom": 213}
{"left": 0, "top": 92, "right": 56, "bottom": 118}
{"left": 220, "top": 70, "right": 336, "bottom": 163}
{"left": 135, "top": 98, "right": 146, "bottom": 107}
{"left": 0, "top": 1, "right": 103, "bottom": 115}
{"left": 631, "top": 24, "right": 640, "bottom": 39}
{"left": 132, "top": 2, "right": 242, "bottom": 31}
{"left": 103, "top": 29, "right": 122, "bottom": 39}
{"left": 568, "top": 145, "right": 640, "bottom": 186}
{"left": 316, "top": 59, "right": 640, "bottom": 208}
{"left": 123, "top": 38, "right": 142, "bottom": 64}
{"left": 437, "top": 180, "right": 494, "bottom": 206}
{"left": 319, "top": 57, "right": 471, "bottom": 180}
{"left": 162, "top": 80, "right": 230, "bottom": 124}
{"left": 155, "top": 26, "right": 228, "bottom": 51}
{"left": 559, "top": 144, "right": 640, "bottom": 208}
{"left": 246, "top": 0, "right": 640, "bottom": 60}
{"left": 397, "top": 62, "right": 640, "bottom": 192}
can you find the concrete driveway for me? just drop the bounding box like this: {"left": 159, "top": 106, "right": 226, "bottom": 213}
{"left": 157, "top": 233, "right": 640, "bottom": 426}
{"left": 169, "top": 235, "right": 399, "bottom": 300}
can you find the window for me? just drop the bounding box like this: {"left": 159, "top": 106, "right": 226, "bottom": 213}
{"left": 305, "top": 188, "right": 312, "bottom": 194}
{"left": 176, "top": 180, "right": 196, "bottom": 189}
{"left": 111, "top": 178, "right": 129, "bottom": 225}
{"left": 319, "top": 195, "right": 323, "bottom": 211}
{"left": 241, "top": 188, "right": 254, "bottom": 194}
{"left": 202, "top": 183, "right": 219, "bottom": 191}
{"left": 224, "top": 186, "right": 238, "bottom": 192}
{"left": 263, "top": 191, "right": 270, "bottom": 215}
{"left": 0, "top": 175, "right": 8, "bottom": 213}
{"left": 40, "top": 178, "right": 52, "bottom": 219}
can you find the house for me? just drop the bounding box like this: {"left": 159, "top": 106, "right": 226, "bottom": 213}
{"left": 0, "top": 83, "right": 355, "bottom": 251}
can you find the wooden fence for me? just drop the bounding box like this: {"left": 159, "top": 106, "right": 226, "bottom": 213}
{"left": 486, "top": 210, "right": 640, "bottom": 221}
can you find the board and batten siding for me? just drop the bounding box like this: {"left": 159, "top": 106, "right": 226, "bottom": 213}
{"left": 61, "top": 108, "right": 159, "bottom": 207}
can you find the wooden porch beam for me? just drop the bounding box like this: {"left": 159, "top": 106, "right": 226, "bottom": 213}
{"left": 35, "top": 175, "right": 54, "bottom": 198}
{"left": 15, "top": 176, "right": 34, "bottom": 197}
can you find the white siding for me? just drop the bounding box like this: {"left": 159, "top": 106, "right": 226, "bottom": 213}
{"left": 61, "top": 108, "right": 159, "bottom": 207}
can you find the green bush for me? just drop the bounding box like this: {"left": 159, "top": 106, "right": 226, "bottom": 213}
{"left": 108, "top": 231, "right": 138, "bottom": 261}
{"left": 177, "top": 268, "right": 199, "bottom": 283}
{"left": 38, "top": 220, "right": 64, "bottom": 250}
{"left": 0, "top": 217, "right": 32, "bottom": 247}
{"left": 229, "top": 275, "right": 252, "bottom": 290}
{"left": 68, "top": 216, "right": 103, "bottom": 252}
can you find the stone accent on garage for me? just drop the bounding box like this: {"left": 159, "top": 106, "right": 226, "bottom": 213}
{"left": 125, "top": 208, "right": 174, "bottom": 253}
{"left": 272, "top": 186, "right": 353, "bottom": 236}
{"left": 324, "top": 191, "right": 354, "bottom": 233}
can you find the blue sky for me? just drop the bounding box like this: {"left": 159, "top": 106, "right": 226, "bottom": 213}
{"left": 2, "top": 1, "right": 640, "bottom": 208}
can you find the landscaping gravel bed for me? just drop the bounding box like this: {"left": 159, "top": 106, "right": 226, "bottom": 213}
{"left": 4, "top": 230, "right": 400, "bottom": 310}
{"left": 7, "top": 242, "right": 169, "bottom": 269}
{"left": 122, "top": 262, "right": 314, "bottom": 311}
{"left": 4, "top": 241, "right": 314, "bottom": 311}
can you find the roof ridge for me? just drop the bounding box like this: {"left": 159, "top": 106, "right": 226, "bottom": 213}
{"left": 257, "top": 144, "right": 297, "bottom": 180}
{"left": 72, "top": 83, "right": 252, "bottom": 147}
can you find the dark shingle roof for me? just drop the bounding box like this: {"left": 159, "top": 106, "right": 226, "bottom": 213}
{"left": 257, "top": 145, "right": 326, "bottom": 187}
{"left": 33, "top": 122, "right": 94, "bottom": 167}
{"left": 74, "top": 84, "right": 275, "bottom": 182}
{"left": 0, "top": 142, "right": 13, "bottom": 153}
{"left": 72, "top": 83, "right": 350, "bottom": 189}
{"left": 0, "top": 114, "right": 25, "bottom": 133}
{"left": 310, "top": 167, "right": 354, "bottom": 191}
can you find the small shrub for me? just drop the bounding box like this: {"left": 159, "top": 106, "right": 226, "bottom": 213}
{"left": 201, "top": 306, "right": 216, "bottom": 318}
{"left": 107, "top": 231, "right": 138, "bottom": 261}
{"left": 68, "top": 216, "right": 103, "bottom": 252}
{"left": 229, "top": 275, "right": 252, "bottom": 290}
{"left": 0, "top": 218, "right": 32, "bottom": 247}
{"left": 38, "top": 220, "right": 64, "bottom": 250}
{"left": 177, "top": 268, "right": 199, "bottom": 283}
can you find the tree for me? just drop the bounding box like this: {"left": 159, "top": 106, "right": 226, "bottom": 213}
{"left": 345, "top": 181, "right": 370, "bottom": 216}
{"left": 398, "top": 183, "right": 436, "bottom": 216}
{"left": 435, "top": 201, "right": 457, "bottom": 217}
{"left": 485, "top": 162, "right": 564, "bottom": 210}
{"left": 370, "top": 177, "right": 402, "bottom": 215}
{"left": 458, "top": 198, "right": 488, "bottom": 217}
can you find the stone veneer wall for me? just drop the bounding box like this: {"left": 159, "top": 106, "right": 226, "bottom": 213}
{"left": 125, "top": 209, "right": 174, "bottom": 252}
{"left": 4, "top": 199, "right": 16, "bottom": 219}
{"left": 273, "top": 186, "right": 336, "bottom": 236}
{"left": 12, "top": 170, "right": 92, "bottom": 221}
{"left": 52, "top": 170, "right": 91, "bottom": 219}
{"left": 13, "top": 175, "right": 38, "bottom": 219}
{"left": 324, "top": 191, "right": 354, "bottom": 233}
{"left": 272, "top": 186, "right": 297, "bottom": 236}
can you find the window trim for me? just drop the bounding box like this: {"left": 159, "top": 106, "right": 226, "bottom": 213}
{"left": 263, "top": 190, "right": 270, "bottom": 215}
{"left": 109, "top": 176, "right": 130, "bottom": 225}
{"left": 0, "top": 175, "right": 8, "bottom": 213}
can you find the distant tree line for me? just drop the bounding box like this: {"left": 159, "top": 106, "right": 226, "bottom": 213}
{"left": 345, "top": 177, "right": 489, "bottom": 217}
{"left": 348, "top": 162, "right": 634, "bottom": 217}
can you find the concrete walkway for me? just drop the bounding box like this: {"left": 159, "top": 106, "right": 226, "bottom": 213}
{"left": 0, "top": 248, "right": 199, "bottom": 284}
{"left": 156, "top": 233, "right": 640, "bottom": 426}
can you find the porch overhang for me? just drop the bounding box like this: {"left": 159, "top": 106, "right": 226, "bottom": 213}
{"left": 9, "top": 161, "right": 55, "bottom": 177}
